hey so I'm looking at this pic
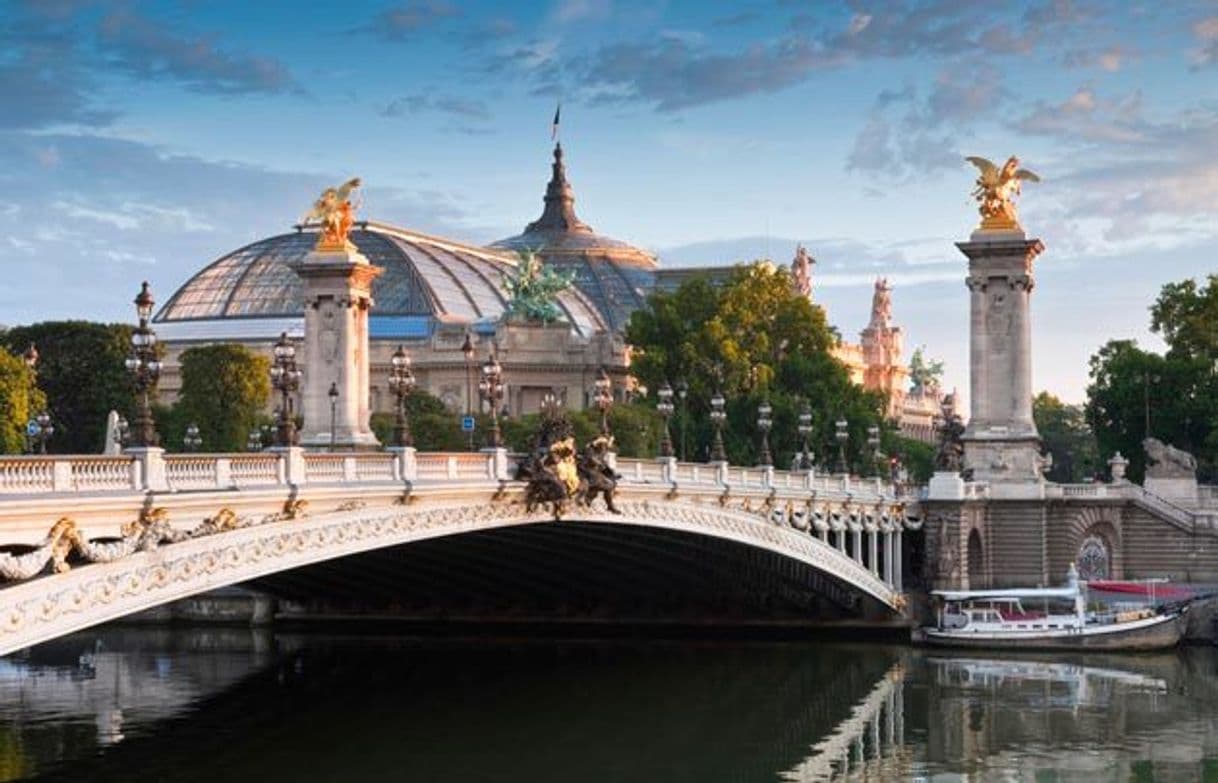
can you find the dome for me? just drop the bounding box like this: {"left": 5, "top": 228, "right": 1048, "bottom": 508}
{"left": 491, "top": 143, "right": 657, "bottom": 332}
{"left": 155, "top": 221, "right": 608, "bottom": 339}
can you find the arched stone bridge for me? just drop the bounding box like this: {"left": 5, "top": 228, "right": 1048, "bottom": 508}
{"left": 0, "top": 448, "right": 920, "bottom": 656}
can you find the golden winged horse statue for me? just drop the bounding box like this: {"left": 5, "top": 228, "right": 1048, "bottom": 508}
{"left": 966, "top": 156, "right": 1040, "bottom": 232}
{"left": 302, "top": 177, "right": 362, "bottom": 251}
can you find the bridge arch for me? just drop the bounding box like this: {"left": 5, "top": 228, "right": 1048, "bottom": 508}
{"left": 0, "top": 496, "right": 905, "bottom": 656}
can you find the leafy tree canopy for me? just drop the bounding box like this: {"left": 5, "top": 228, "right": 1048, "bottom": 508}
{"left": 173, "top": 344, "right": 270, "bottom": 453}
{"left": 625, "top": 262, "right": 889, "bottom": 470}
{"left": 0, "top": 349, "right": 47, "bottom": 454}
{"left": 1034, "top": 391, "right": 1100, "bottom": 483}
{"left": 1150, "top": 274, "right": 1218, "bottom": 361}
{"left": 1, "top": 322, "right": 133, "bottom": 453}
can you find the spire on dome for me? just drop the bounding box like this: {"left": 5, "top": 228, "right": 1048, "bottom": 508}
{"left": 525, "top": 142, "right": 593, "bottom": 235}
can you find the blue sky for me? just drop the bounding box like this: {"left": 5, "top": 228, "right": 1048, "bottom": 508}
{"left": 2, "top": 0, "right": 1217, "bottom": 403}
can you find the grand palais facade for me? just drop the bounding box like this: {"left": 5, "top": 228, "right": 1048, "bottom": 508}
{"left": 152, "top": 143, "right": 942, "bottom": 440}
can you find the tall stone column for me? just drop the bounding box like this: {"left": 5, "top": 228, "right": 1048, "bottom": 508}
{"left": 957, "top": 231, "right": 1045, "bottom": 496}
{"left": 290, "top": 246, "right": 383, "bottom": 450}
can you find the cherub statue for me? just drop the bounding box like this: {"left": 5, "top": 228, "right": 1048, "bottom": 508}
{"left": 966, "top": 156, "right": 1040, "bottom": 231}
{"left": 302, "top": 177, "right": 362, "bottom": 251}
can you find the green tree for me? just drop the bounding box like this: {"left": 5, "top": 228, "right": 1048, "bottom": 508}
{"left": 625, "top": 262, "right": 888, "bottom": 470}
{"left": 1150, "top": 274, "right": 1218, "bottom": 361}
{"left": 173, "top": 344, "right": 271, "bottom": 452}
{"left": 0, "top": 349, "right": 47, "bottom": 454}
{"left": 0, "top": 322, "right": 134, "bottom": 453}
{"left": 370, "top": 389, "right": 466, "bottom": 451}
{"left": 1034, "top": 392, "right": 1100, "bottom": 482}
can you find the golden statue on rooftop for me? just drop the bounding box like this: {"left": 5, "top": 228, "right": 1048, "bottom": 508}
{"left": 966, "top": 156, "right": 1039, "bottom": 232}
{"left": 302, "top": 177, "right": 362, "bottom": 251}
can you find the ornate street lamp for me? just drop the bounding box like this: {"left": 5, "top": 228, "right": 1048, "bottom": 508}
{"left": 327, "top": 382, "right": 340, "bottom": 451}
{"left": 388, "top": 344, "right": 417, "bottom": 447}
{"left": 125, "top": 281, "right": 162, "bottom": 448}
{"left": 478, "top": 351, "right": 504, "bottom": 448}
{"left": 183, "top": 423, "right": 202, "bottom": 452}
{"left": 20, "top": 343, "right": 51, "bottom": 454}
{"left": 593, "top": 367, "right": 613, "bottom": 437}
{"left": 866, "top": 424, "right": 881, "bottom": 478}
{"left": 709, "top": 389, "right": 727, "bottom": 462}
{"left": 461, "top": 331, "right": 475, "bottom": 451}
{"left": 676, "top": 378, "right": 689, "bottom": 461}
{"left": 756, "top": 399, "right": 773, "bottom": 467}
{"left": 269, "top": 332, "right": 301, "bottom": 447}
{"left": 26, "top": 412, "right": 53, "bottom": 454}
{"left": 834, "top": 417, "right": 850, "bottom": 475}
{"left": 246, "top": 429, "right": 263, "bottom": 452}
{"left": 797, "top": 403, "right": 814, "bottom": 471}
{"left": 656, "top": 381, "right": 675, "bottom": 458}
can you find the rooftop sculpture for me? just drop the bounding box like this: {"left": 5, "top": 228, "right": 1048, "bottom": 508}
{"left": 302, "top": 177, "right": 362, "bottom": 251}
{"left": 503, "top": 250, "right": 576, "bottom": 324}
{"left": 966, "top": 156, "right": 1040, "bottom": 233}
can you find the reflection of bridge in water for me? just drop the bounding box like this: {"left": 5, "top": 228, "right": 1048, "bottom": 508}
{"left": 782, "top": 661, "right": 911, "bottom": 781}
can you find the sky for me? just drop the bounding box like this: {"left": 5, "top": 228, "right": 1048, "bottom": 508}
{"left": 2, "top": 0, "right": 1217, "bottom": 404}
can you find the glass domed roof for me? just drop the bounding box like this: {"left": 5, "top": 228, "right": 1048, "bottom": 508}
{"left": 491, "top": 143, "right": 657, "bottom": 332}
{"left": 155, "top": 222, "right": 608, "bottom": 337}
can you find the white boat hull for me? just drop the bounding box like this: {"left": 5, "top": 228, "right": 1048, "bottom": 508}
{"left": 917, "top": 610, "right": 1187, "bottom": 652}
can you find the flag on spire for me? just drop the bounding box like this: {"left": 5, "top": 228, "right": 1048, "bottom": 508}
{"left": 551, "top": 103, "right": 561, "bottom": 140}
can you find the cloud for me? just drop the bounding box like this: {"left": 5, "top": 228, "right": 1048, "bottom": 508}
{"left": 381, "top": 93, "right": 492, "bottom": 120}
{"left": 1193, "top": 16, "right": 1218, "bottom": 67}
{"left": 1017, "top": 87, "right": 1147, "bottom": 144}
{"left": 1062, "top": 45, "right": 1131, "bottom": 71}
{"left": 553, "top": 0, "right": 611, "bottom": 24}
{"left": 96, "top": 10, "right": 298, "bottom": 95}
{"left": 354, "top": 1, "right": 461, "bottom": 41}
{"left": 0, "top": 131, "right": 482, "bottom": 325}
{"left": 0, "top": 10, "right": 114, "bottom": 129}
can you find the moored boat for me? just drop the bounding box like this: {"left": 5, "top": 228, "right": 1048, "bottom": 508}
{"left": 917, "top": 566, "right": 1188, "bottom": 651}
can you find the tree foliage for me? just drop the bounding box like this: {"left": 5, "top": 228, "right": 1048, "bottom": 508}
{"left": 0, "top": 349, "right": 46, "bottom": 454}
{"left": 370, "top": 389, "right": 468, "bottom": 451}
{"left": 1034, "top": 392, "right": 1100, "bottom": 482}
{"left": 625, "top": 263, "right": 889, "bottom": 470}
{"left": 1, "top": 322, "right": 134, "bottom": 453}
{"left": 173, "top": 344, "right": 270, "bottom": 453}
{"left": 1085, "top": 275, "right": 1218, "bottom": 483}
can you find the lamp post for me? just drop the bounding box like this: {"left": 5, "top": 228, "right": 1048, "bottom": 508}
{"left": 388, "top": 344, "right": 417, "bottom": 447}
{"left": 709, "top": 389, "right": 727, "bottom": 462}
{"left": 676, "top": 379, "right": 688, "bottom": 461}
{"left": 478, "top": 351, "right": 504, "bottom": 449}
{"left": 461, "top": 331, "right": 475, "bottom": 451}
{"left": 834, "top": 417, "right": 849, "bottom": 475}
{"left": 756, "top": 400, "right": 773, "bottom": 467}
{"left": 866, "top": 424, "right": 881, "bottom": 477}
{"left": 593, "top": 367, "right": 613, "bottom": 437}
{"left": 270, "top": 332, "right": 301, "bottom": 447}
{"left": 124, "top": 281, "right": 162, "bottom": 448}
{"left": 183, "top": 423, "right": 202, "bottom": 452}
{"left": 327, "top": 382, "right": 339, "bottom": 451}
{"left": 656, "top": 381, "right": 675, "bottom": 458}
{"left": 797, "top": 403, "right": 814, "bottom": 471}
{"left": 26, "top": 412, "right": 53, "bottom": 455}
{"left": 21, "top": 344, "right": 51, "bottom": 454}
{"left": 246, "top": 429, "right": 262, "bottom": 452}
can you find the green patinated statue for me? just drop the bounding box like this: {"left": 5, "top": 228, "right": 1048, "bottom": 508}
{"left": 503, "top": 250, "right": 575, "bottom": 324}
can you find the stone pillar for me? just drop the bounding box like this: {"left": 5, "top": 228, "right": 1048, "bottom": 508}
{"left": 289, "top": 246, "right": 383, "bottom": 450}
{"left": 894, "top": 529, "right": 903, "bottom": 591}
{"left": 868, "top": 530, "right": 879, "bottom": 575}
{"left": 957, "top": 232, "right": 1046, "bottom": 497}
{"left": 882, "top": 531, "right": 894, "bottom": 584}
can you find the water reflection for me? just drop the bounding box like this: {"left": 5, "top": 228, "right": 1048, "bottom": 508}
{"left": 1, "top": 628, "right": 1218, "bottom": 781}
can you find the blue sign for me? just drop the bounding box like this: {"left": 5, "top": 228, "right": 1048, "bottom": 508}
{"left": 26, "top": 421, "right": 39, "bottom": 437}
{"left": 461, "top": 415, "right": 476, "bottom": 433}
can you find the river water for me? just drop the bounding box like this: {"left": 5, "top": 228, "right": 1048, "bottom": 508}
{"left": 2, "top": 627, "right": 1217, "bottom": 781}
